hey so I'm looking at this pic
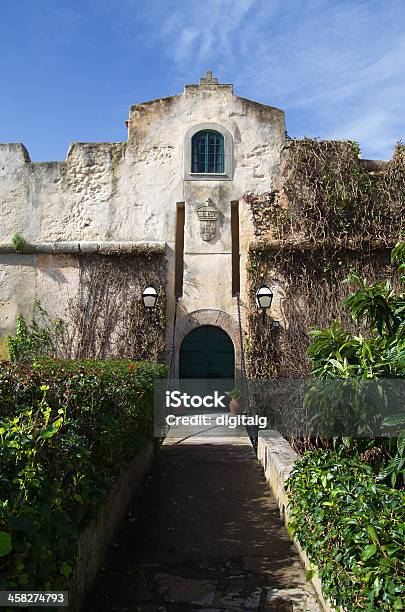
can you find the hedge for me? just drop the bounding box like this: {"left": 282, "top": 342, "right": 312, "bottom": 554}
{"left": 286, "top": 449, "right": 405, "bottom": 610}
{"left": 0, "top": 358, "right": 166, "bottom": 591}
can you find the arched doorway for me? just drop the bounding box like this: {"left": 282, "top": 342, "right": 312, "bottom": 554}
{"left": 179, "top": 325, "right": 235, "bottom": 379}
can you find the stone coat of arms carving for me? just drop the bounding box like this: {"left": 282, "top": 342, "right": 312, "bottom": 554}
{"left": 196, "top": 198, "right": 220, "bottom": 241}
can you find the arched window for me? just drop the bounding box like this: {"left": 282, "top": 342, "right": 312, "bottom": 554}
{"left": 191, "top": 130, "right": 224, "bottom": 174}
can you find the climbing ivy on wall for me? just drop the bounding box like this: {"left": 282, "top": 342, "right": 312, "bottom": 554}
{"left": 8, "top": 251, "right": 167, "bottom": 363}
{"left": 246, "top": 246, "right": 399, "bottom": 378}
{"left": 68, "top": 252, "right": 167, "bottom": 361}
{"left": 245, "top": 139, "right": 404, "bottom": 244}
{"left": 245, "top": 138, "right": 404, "bottom": 379}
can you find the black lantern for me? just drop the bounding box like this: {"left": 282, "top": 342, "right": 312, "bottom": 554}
{"left": 142, "top": 286, "right": 158, "bottom": 310}
{"left": 255, "top": 285, "right": 273, "bottom": 323}
{"left": 271, "top": 320, "right": 281, "bottom": 332}
{"left": 256, "top": 285, "right": 273, "bottom": 309}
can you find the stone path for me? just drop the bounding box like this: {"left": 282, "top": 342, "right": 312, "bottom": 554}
{"left": 87, "top": 425, "right": 321, "bottom": 611}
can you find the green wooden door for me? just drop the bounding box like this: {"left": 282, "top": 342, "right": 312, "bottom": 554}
{"left": 179, "top": 326, "right": 234, "bottom": 379}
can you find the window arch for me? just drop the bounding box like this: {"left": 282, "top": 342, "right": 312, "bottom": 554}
{"left": 191, "top": 130, "right": 224, "bottom": 174}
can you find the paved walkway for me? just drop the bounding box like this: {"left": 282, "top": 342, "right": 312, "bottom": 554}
{"left": 87, "top": 423, "right": 320, "bottom": 611}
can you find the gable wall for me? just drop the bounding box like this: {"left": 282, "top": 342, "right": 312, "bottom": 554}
{"left": 0, "top": 84, "right": 286, "bottom": 360}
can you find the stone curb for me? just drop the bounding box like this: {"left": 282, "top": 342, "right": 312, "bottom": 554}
{"left": 60, "top": 442, "right": 154, "bottom": 612}
{"left": 0, "top": 241, "right": 166, "bottom": 255}
{"left": 257, "top": 430, "right": 336, "bottom": 612}
{"left": 249, "top": 238, "right": 395, "bottom": 254}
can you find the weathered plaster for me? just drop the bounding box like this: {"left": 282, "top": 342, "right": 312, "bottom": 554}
{"left": 0, "top": 254, "right": 37, "bottom": 333}
{"left": 0, "top": 73, "right": 285, "bottom": 358}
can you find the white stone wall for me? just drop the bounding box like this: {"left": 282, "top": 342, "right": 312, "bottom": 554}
{"left": 0, "top": 76, "right": 286, "bottom": 360}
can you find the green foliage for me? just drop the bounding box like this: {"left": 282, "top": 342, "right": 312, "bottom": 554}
{"left": 379, "top": 412, "right": 405, "bottom": 487}
{"left": 342, "top": 272, "right": 403, "bottom": 336}
{"left": 226, "top": 388, "right": 242, "bottom": 401}
{"left": 307, "top": 242, "right": 405, "bottom": 485}
{"left": 0, "top": 532, "right": 12, "bottom": 557}
{"left": 286, "top": 450, "right": 405, "bottom": 610}
{"left": 308, "top": 246, "right": 405, "bottom": 380}
{"left": 11, "top": 233, "right": 27, "bottom": 251}
{"left": 8, "top": 314, "right": 53, "bottom": 363}
{"left": 0, "top": 358, "right": 166, "bottom": 591}
{"left": 286, "top": 243, "right": 405, "bottom": 608}
{"left": 308, "top": 318, "right": 404, "bottom": 380}
{"left": 8, "top": 301, "right": 69, "bottom": 364}
{"left": 392, "top": 240, "right": 405, "bottom": 284}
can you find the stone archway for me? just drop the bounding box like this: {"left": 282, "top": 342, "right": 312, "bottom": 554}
{"left": 174, "top": 309, "right": 241, "bottom": 380}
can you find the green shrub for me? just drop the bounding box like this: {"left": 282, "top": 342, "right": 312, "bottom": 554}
{"left": 292, "top": 242, "right": 405, "bottom": 608}
{"left": 308, "top": 240, "right": 404, "bottom": 379}
{"left": 11, "top": 233, "right": 27, "bottom": 251}
{"left": 287, "top": 449, "right": 405, "bottom": 610}
{"left": 8, "top": 314, "right": 54, "bottom": 363}
{"left": 0, "top": 358, "right": 166, "bottom": 591}
{"left": 307, "top": 241, "right": 405, "bottom": 485}
{"left": 8, "top": 302, "right": 68, "bottom": 364}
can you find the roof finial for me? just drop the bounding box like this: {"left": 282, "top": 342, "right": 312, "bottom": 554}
{"left": 200, "top": 70, "right": 218, "bottom": 85}
{"left": 184, "top": 70, "right": 232, "bottom": 93}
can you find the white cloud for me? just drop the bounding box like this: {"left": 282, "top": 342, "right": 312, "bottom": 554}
{"left": 130, "top": 0, "right": 405, "bottom": 158}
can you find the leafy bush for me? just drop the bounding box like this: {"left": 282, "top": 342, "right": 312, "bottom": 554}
{"left": 286, "top": 242, "right": 405, "bottom": 609}
{"left": 287, "top": 449, "right": 405, "bottom": 610}
{"left": 8, "top": 302, "right": 68, "bottom": 364}
{"left": 11, "top": 233, "right": 27, "bottom": 251}
{"left": 307, "top": 256, "right": 404, "bottom": 380}
{"left": 0, "top": 358, "right": 165, "bottom": 591}
{"left": 307, "top": 241, "right": 405, "bottom": 484}
{"left": 8, "top": 314, "right": 54, "bottom": 363}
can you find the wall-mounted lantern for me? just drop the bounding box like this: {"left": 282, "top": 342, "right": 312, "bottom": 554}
{"left": 142, "top": 286, "right": 158, "bottom": 318}
{"left": 255, "top": 285, "right": 273, "bottom": 323}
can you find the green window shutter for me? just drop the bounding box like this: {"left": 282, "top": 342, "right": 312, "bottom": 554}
{"left": 192, "top": 130, "right": 224, "bottom": 173}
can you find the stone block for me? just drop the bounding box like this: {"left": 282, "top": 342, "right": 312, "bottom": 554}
{"left": 33, "top": 242, "right": 54, "bottom": 253}
{"left": 155, "top": 573, "right": 216, "bottom": 606}
{"left": 97, "top": 241, "right": 121, "bottom": 254}
{"left": 78, "top": 241, "right": 100, "bottom": 254}
{"left": 52, "top": 242, "right": 80, "bottom": 254}
{"left": 0, "top": 243, "right": 16, "bottom": 254}
{"left": 219, "top": 586, "right": 261, "bottom": 610}
{"left": 265, "top": 587, "right": 320, "bottom": 611}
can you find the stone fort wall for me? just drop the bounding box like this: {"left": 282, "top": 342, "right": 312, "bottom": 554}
{"left": 0, "top": 74, "right": 285, "bottom": 359}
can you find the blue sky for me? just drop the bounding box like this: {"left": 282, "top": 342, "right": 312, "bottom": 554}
{"left": 0, "top": 0, "right": 404, "bottom": 161}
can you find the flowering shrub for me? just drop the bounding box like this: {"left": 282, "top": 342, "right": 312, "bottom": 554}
{"left": 0, "top": 358, "right": 165, "bottom": 590}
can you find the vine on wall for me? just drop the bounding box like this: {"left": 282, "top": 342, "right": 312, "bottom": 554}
{"left": 245, "top": 138, "right": 404, "bottom": 378}
{"left": 27, "top": 252, "right": 167, "bottom": 362}
{"left": 68, "top": 253, "right": 166, "bottom": 361}
{"left": 246, "top": 247, "right": 397, "bottom": 378}
{"left": 245, "top": 139, "right": 404, "bottom": 244}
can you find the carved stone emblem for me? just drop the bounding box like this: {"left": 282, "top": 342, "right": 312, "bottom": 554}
{"left": 196, "top": 198, "right": 220, "bottom": 241}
